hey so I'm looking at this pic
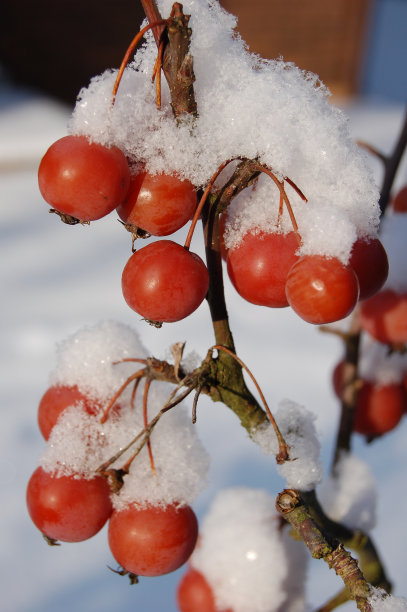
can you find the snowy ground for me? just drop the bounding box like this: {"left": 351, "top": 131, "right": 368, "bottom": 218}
{"left": 1, "top": 84, "right": 407, "bottom": 611}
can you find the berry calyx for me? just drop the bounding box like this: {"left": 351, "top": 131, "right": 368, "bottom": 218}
{"left": 226, "top": 231, "right": 300, "bottom": 308}
{"left": 285, "top": 255, "right": 359, "bottom": 324}
{"left": 117, "top": 171, "right": 197, "bottom": 236}
{"left": 108, "top": 503, "right": 198, "bottom": 577}
{"left": 360, "top": 290, "right": 407, "bottom": 344}
{"left": 354, "top": 381, "right": 406, "bottom": 436}
{"left": 26, "top": 467, "right": 113, "bottom": 542}
{"left": 121, "top": 240, "right": 209, "bottom": 323}
{"left": 349, "top": 237, "right": 389, "bottom": 300}
{"left": 38, "top": 135, "right": 130, "bottom": 221}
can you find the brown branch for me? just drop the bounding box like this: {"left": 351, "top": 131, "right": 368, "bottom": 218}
{"left": 276, "top": 490, "right": 373, "bottom": 612}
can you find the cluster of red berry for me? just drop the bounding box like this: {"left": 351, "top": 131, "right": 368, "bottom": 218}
{"left": 331, "top": 185, "right": 407, "bottom": 438}
{"left": 38, "top": 134, "right": 209, "bottom": 325}
{"left": 222, "top": 220, "right": 389, "bottom": 325}
{"left": 26, "top": 372, "right": 200, "bottom": 579}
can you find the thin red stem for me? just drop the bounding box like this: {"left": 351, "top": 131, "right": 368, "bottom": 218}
{"left": 143, "top": 378, "right": 156, "bottom": 475}
{"left": 112, "top": 20, "right": 168, "bottom": 104}
{"left": 100, "top": 368, "right": 146, "bottom": 424}
{"left": 184, "top": 159, "right": 238, "bottom": 250}
{"left": 209, "top": 345, "right": 290, "bottom": 463}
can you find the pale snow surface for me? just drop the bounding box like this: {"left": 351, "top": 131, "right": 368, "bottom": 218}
{"left": 253, "top": 399, "right": 323, "bottom": 491}
{"left": 69, "top": 0, "right": 380, "bottom": 264}
{"left": 190, "top": 487, "right": 308, "bottom": 612}
{"left": 369, "top": 588, "right": 407, "bottom": 611}
{"left": 318, "top": 452, "right": 377, "bottom": 532}
{"left": 40, "top": 321, "right": 210, "bottom": 507}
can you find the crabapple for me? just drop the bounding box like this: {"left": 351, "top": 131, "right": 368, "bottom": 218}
{"left": 354, "top": 381, "right": 406, "bottom": 436}
{"left": 117, "top": 171, "right": 197, "bottom": 235}
{"left": 37, "top": 384, "right": 101, "bottom": 440}
{"left": 360, "top": 290, "right": 407, "bottom": 344}
{"left": 108, "top": 503, "right": 198, "bottom": 577}
{"left": 349, "top": 237, "right": 389, "bottom": 300}
{"left": 26, "top": 467, "right": 113, "bottom": 542}
{"left": 177, "top": 567, "right": 233, "bottom": 612}
{"left": 38, "top": 135, "right": 130, "bottom": 221}
{"left": 226, "top": 231, "right": 299, "bottom": 307}
{"left": 122, "top": 240, "right": 209, "bottom": 322}
{"left": 392, "top": 186, "right": 407, "bottom": 212}
{"left": 285, "top": 255, "right": 359, "bottom": 324}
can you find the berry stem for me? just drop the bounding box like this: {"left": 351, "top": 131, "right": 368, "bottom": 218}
{"left": 208, "top": 345, "right": 290, "bottom": 463}
{"left": 142, "top": 378, "right": 156, "bottom": 476}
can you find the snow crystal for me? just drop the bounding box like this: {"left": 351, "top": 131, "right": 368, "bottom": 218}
{"left": 68, "top": 0, "right": 380, "bottom": 264}
{"left": 40, "top": 322, "right": 209, "bottom": 506}
{"left": 318, "top": 453, "right": 377, "bottom": 532}
{"left": 190, "top": 487, "right": 308, "bottom": 612}
{"left": 49, "top": 320, "right": 148, "bottom": 402}
{"left": 369, "top": 588, "right": 407, "bottom": 611}
{"left": 359, "top": 335, "right": 407, "bottom": 385}
{"left": 253, "top": 399, "right": 323, "bottom": 491}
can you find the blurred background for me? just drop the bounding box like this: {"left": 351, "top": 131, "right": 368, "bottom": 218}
{"left": 1, "top": 1, "right": 407, "bottom": 612}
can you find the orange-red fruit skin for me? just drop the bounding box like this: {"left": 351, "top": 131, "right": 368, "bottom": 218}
{"left": 360, "top": 290, "right": 407, "bottom": 344}
{"left": 108, "top": 504, "right": 198, "bottom": 577}
{"left": 226, "top": 231, "right": 299, "bottom": 308}
{"left": 285, "top": 255, "right": 359, "bottom": 324}
{"left": 349, "top": 238, "right": 389, "bottom": 300}
{"left": 38, "top": 135, "right": 130, "bottom": 221}
{"left": 37, "top": 384, "right": 101, "bottom": 440}
{"left": 121, "top": 240, "right": 209, "bottom": 322}
{"left": 354, "top": 382, "right": 406, "bottom": 436}
{"left": 392, "top": 186, "right": 407, "bottom": 212}
{"left": 117, "top": 172, "right": 197, "bottom": 236}
{"left": 177, "top": 567, "right": 233, "bottom": 612}
{"left": 26, "top": 467, "right": 113, "bottom": 542}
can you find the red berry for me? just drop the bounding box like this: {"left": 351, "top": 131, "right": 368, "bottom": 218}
{"left": 226, "top": 231, "right": 299, "bottom": 307}
{"left": 37, "top": 385, "right": 101, "bottom": 440}
{"left": 354, "top": 381, "right": 406, "bottom": 436}
{"left": 392, "top": 186, "right": 407, "bottom": 212}
{"left": 122, "top": 240, "right": 209, "bottom": 322}
{"left": 177, "top": 567, "right": 233, "bottom": 612}
{"left": 108, "top": 503, "right": 198, "bottom": 577}
{"left": 38, "top": 135, "right": 130, "bottom": 221}
{"left": 349, "top": 238, "right": 389, "bottom": 300}
{"left": 26, "top": 467, "right": 113, "bottom": 542}
{"left": 360, "top": 290, "right": 407, "bottom": 344}
{"left": 117, "top": 171, "right": 197, "bottom": 236}
{"left": 285, "top": 255, "right": 359, "bottom": 324}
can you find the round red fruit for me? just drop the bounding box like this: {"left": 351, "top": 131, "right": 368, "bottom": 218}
{"left": 38, "top": 135, "right": 130, "bottom": 221}
{"left": 285, "top": 255, "right": 359, "bottom": 324}
{"left": 360, "top": 290, "right": 407, "bottom": 344}
{"left": 392, "top": 186, "right": 407, "bottom": 212}
{"left": 227, "top": 231, "right": 299, "bottom": 307}
{"left": 37, "top": 384, "right": 101, "bottom": 440}
{"left": 108, "top": 503, "right": 198, "bottom": 577}
{"left": 349, "top": 237, "right": 389, "bottom": 300}
{"left": 26, "top": 467, "right": 113, "bottom": 542}
{"left": 354, "top": 381, "right": 406, "bottom": 436}
{"left": 117, "top": 171, "right": 196, "bottom": 236}
{"left": 122, "top": 240, "right": 209, "bottom": 322}
{"left": 177, "top": 567, "right": 233, "bottom": 612}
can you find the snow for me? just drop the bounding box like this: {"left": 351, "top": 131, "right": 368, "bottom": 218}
{"left": 190, "top": 487, "right": 308, "bottom": 612}
{"left": 2, "top": 1, "right": 407, "bottom": 610}
{"left": 69, "top": 0, "right": 380, "bottom": 264}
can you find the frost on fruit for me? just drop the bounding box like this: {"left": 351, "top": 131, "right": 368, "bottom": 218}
{"left": 39, "top": 321, "right": 210, "bottom": 507}
{"left": 69, "top": 0, "right": 380, "bottom": 265}
{"left": 190, "top": 487, "right": 308, "bottom": 612}
{"left": 253, "top": 399, "right": 323, "bottom": 491}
